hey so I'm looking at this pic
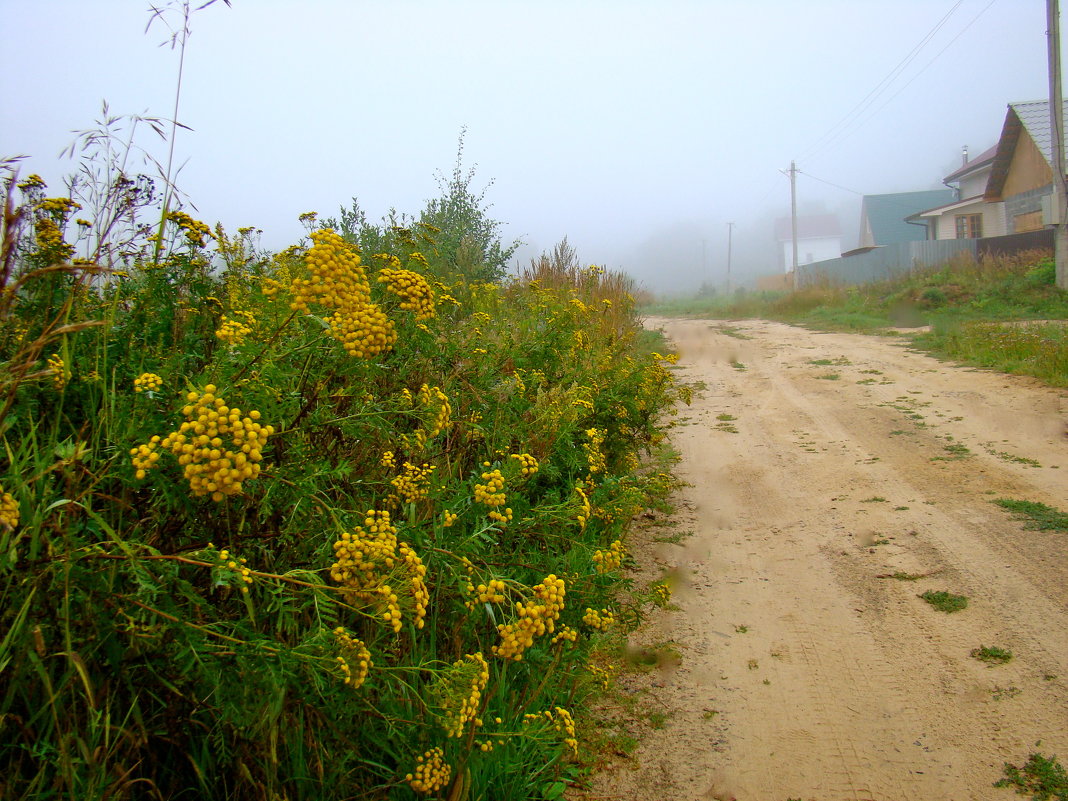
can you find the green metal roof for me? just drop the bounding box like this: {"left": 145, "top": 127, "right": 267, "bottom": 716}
{"left": 861, "top": 190, "right": 956, "bottom": 245}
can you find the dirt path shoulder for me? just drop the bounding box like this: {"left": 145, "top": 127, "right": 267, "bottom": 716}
{"left": 588, "top": 318, "right": 1068, "bottom": 801}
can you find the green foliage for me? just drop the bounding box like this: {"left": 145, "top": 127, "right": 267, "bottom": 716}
{"left": 994, "top": 752, "right": 1068, "bottom": 800}
{"left": 995, "top": 498, "right": 1068, "bottom": 531}
{"left": 417, "top": 130, "right": 521, "bottom": 283}
{"left": 919, "top": 589, "right": 969, "bottom": 613}
{"left": 971, "top": 645, "right": 1013, "bottom": 665}
{"left": 0, "top": 143, "right": 682, "bottom": 798}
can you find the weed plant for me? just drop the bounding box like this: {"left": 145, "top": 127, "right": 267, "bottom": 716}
{"left": 920, "top": 590, "right": 969, "bottom": 613}
{"left": 994, "top": 752, "right": 1068, "bottom": 800}
{"left": 0, "top": 138, "right": 683, "bottom": 798}
{"left": 995, "top": 499, "right": 1068, "bottom": 531}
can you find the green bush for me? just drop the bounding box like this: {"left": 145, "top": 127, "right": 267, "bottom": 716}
{"left": 0, "top": 154, "right": 682, "bottom": 799}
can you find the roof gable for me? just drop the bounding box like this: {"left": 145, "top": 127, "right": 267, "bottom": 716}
{"left": 986, "top": 99, "right": 1068, "bottom": 199}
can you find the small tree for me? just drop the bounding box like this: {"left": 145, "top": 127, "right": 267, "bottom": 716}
{"left": 419, "top": 130, "right": 521, "bottom": 283}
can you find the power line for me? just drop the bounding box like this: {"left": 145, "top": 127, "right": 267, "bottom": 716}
{"left": 845, "top": 0, "right": 999, "bottom": 137}
{"left": 795, "top": 169, "right": 864, "bottom": 196}
{"left": 797, "top": 0, "right": 966, "bottom": 165}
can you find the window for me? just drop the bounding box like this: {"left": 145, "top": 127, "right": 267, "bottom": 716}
{"left": 954, "top": 214, "right": 982, "bottom": 239}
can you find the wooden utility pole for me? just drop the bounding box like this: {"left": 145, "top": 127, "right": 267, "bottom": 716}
{"left": 726, "top": 221, "right": 735, "bottom": 293}
{"left": 1049, "top": 0, "right": 1068, "bottom": 289}
{"left": 789, "top": 161, "right": 799, "bottom": 280}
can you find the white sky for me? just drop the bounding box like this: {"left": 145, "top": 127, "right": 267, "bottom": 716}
{"left": 0, "top": 0, "right": 1056, "bottom": 291}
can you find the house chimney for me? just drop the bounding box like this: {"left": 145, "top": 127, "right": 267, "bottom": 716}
{"left": 962, "top": 145, "right": 969, "bottom": 166}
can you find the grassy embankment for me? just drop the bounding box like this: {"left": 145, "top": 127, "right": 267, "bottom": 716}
{"left": 644, "top": 250, "right": 1068, "bottom": 386}
{"left": 0, "top": 146, "right": 685, "bottom": 799}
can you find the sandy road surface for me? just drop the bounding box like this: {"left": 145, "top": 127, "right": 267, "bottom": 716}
{"left": 589, "top": 318, "right": 1068, "bottom": 801}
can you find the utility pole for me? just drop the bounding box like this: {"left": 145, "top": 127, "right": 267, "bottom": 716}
{"left": 726, "top": 222, "right": 735, "bottom": 293}
{"left": 1048, "top": 0, "right": 1068, "bottom": 289}
{"left": 789, "top": 160, "right": 799, "bottom": 281}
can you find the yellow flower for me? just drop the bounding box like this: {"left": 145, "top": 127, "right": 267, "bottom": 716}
{"left": 406, "top": 747, "right": 451, "bottom": 794}
{"left": 134, "top": 372, "right": 163, "bottom": 393}
{"left": 0, "top": 489, "right": 20, "bottom": 530}
{"left": 333, "top": 627, "right": 372, "bottom": 689}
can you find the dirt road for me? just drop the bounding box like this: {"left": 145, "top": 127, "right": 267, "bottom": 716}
{"left": 591, "top": 318, "right": 1068, "bottom": 801}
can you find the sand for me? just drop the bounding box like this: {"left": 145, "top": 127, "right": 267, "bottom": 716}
{"left": 585, "top": 317, "right": 1068, "bottom": 801}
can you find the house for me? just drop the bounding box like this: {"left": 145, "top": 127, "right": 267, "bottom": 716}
{"left": 908, "top": 145, "right": 1006, "bottom": 239}
{"left": 984, "top": 98, "right": 1068, "bottom": 233}
{"left": 857, "top": 190, "right": 956, "bottom": 247}
{"left": 773, "top": 214, "right": 842, "bottom": 273}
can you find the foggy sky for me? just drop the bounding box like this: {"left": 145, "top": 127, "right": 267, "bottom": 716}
{"left": 0, "top": 0, "right": 1055, "bottom": 293}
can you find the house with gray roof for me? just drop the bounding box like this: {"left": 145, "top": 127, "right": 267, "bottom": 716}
{"left": 984, "top": 99, "right": 1068, "bottom": 233}
{"left": 857, "top": 190, "right": 956, "bottom": 247}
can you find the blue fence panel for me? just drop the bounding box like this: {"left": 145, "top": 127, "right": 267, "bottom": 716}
{"left": 795, "top": 239, "right": 978, "bottom": 288}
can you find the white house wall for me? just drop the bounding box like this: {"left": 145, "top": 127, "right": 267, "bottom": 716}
{"left": 932, "top": 200, "right": 1006, "bottom": 240}
{"left": 780, "top": 236, "right": 842, "bottom": 271}
{"left": 958, "top": 171, "right": 989, "bottom": 199}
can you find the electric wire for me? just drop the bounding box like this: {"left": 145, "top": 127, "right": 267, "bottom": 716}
{"left": 796, "top": 0, "right": 966, "bottom": 165}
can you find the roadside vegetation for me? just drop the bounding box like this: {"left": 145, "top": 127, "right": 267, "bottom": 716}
{"left": 0, "top": 119, "right": 685, "bottom": 799}
{"left": 644, "top": 250, "right": 1068, "bottom": 386}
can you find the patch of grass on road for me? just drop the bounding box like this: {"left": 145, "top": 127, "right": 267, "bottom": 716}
{"left": 920, "top": 589, "right": 968, "bottom": 613}
{"left": 994, "top": 499, "right": 1068, "bottom": 531}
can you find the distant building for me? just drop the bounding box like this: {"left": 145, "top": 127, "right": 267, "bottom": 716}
{"left": 857, "top": 190, "right": 956, "bottom": 247}
{"left": 774, "top": 214, "right": 842, "bottom": 274}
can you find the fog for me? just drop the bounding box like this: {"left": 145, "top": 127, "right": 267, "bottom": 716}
{"left": 0, "top": 0, "right": 1054, "bottom": 294}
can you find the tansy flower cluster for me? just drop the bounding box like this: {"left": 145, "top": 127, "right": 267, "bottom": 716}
{"left": 215, "top": 311, "right": 255, "bottom": 346}
{"left": 377, "top": 267, "right": 436, "bottom": 320}
{"left": 441, "top": 509, "right": 457, "bottom": 528}
{"left": 524, "top": 708, "right": 578, "bottom": 757}
{"left": 46, "top": 354, "right": 69, "bottom": 389}
{"left": 333, "top": 627, "right": 372, "bottom": 690}
{"left": 583, "top": 428, "right": 607, "bottom": 475}
{"left": 465, "top": 577, "right": 506, "bottom": 609}
{"left": 329, "top": 510, "right": 429, "bottom": 632}
{"left": 34, "top": 217, "right": 73, "bottom": 261}
{"left": 134, "top": 372, "right": 163, "bottom": 393}
{"left": 131, "top": 385, "right": 273, "bottom": 501}
{"left": 592, "top": 539, "right": 625, "bottom": 574}
{"left": 388, "top": 461, "right": 436, "bottom": 505}
{"left": 586, "top": 664, "right": 614, "bottom": 691}
{"left": 575, "top": 485, "right": 592, "bottom": 529}
{"left": 406, "top": 747, "right": 451, "bottom": 795}
{"left": 402, "top": 384, "right": 452, "bottom": 451}
{"left": 474, "top": 467, "right": 512, "bottom": 524}
{"left": 215, "top": 547, "right": 254, "bottom": 592}
{"left": 38, "top": 197, "right": 81, "bottom": 218}
{"left": 582, "top": 607, "right": 615, "bottom": 631}
{"left": 509, "top": 452, "right": 539, "bottom": 478}
{"left": 550, "top": 625, "right": 578, "bottom": 645}
{"left": 435, "top": 652, "right": 490, "bottom": 738}
{"left": 291, "top": 228, "right": 396, "bottom": 359}
{"left": 167, "top": 210, "right": 213, "bottom": 248}
{"left": 0, "top": 489, "right": 19, "bottom": 530}
{"left": 492, "top": 574, "right": 566, "bottom": 661}
{"left": 651, "top": 581, "right": 672, "bottom": 607}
